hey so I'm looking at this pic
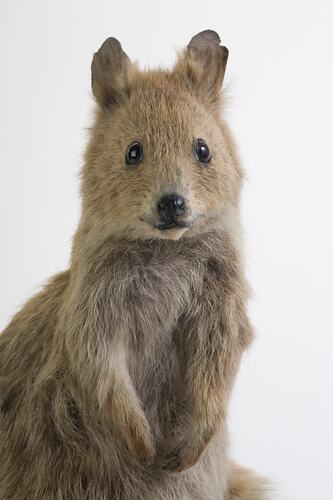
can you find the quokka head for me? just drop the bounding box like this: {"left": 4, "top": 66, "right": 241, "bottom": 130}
{"left": 82, "top": 30, "right": 244, "bottom": 241}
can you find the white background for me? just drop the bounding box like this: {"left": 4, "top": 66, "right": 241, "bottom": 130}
{"left": 1, "top": 1, "right": 332, "bottom": 499}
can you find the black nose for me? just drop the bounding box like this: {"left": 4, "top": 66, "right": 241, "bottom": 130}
{"left": 157, "top": 193, "right": 185, "bottom": 221}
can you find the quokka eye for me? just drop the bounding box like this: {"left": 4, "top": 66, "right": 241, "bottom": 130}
{"left": 193, "top": 138, "right": 211, "bottom": 165}
{"left": 126, "top": 142, "right": 143, "bottom": 166}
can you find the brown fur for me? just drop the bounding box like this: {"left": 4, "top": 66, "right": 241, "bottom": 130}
{"left": 0, "top": 30, "right": 269, "bottom": 499}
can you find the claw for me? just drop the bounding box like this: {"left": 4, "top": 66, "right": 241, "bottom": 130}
{"left": 162, "top": 454, "right": 182, "bottom": 470}
{"left": 165, "top": 448, "right": 180, "bottom": 460}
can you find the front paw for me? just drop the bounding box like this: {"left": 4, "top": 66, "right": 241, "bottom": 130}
{"left": 160, "top": 431, "right": 211, "bottom": 472}
{"left": 106, "top": 387, "right": 155, "bottom": 465}
{"left": 124, "top": 413, "right": 156, "bottom": 465}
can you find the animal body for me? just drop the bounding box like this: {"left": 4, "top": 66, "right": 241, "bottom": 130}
{"left": 0, "top": 30, "right": 269, "bottom": 499}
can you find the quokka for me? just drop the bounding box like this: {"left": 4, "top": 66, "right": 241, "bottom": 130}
{"left": 0, "top": 30, "right": 270, "bottom": 499}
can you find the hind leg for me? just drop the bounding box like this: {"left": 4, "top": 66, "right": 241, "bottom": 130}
{"left": 226, "top": 461, "right": 272, "bottom": 500}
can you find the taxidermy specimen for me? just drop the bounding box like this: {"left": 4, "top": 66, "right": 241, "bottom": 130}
{"left": 0, "top": 30, "right": 270, "bottom": 499}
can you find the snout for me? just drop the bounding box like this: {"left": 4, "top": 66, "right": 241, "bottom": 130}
{"left": 157, "top": 193, "right": 188, "bottom": 230}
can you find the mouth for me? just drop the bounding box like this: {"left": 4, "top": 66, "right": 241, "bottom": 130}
{"left": 156, "top": 219, "right": 193, "bottom": 231}
{"left": 140, "top": 216, "right": 194, "bottom": 234}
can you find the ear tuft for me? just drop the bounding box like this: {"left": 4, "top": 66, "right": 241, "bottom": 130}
{"left": 91, "top": 37, "right": 132, "bottom": 108}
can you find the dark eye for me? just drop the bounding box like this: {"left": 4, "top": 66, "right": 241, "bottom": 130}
{"left": 194, "top": 138, "right": 211, "bottom": 164}
{"left": 126, "top": 142, "right": 143, "bottom": 166}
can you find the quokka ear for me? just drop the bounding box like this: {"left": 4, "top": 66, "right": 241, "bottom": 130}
{"left": 176, "top": 30, "right": 228, "bottom": 102}
{"left": 91, "top": 37, "right": 133, "bottom": 108}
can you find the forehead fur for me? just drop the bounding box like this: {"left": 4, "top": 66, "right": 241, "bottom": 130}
{"left": 98, "top": 68, "right": 226, "bottom": 167}
{"left": 125, "top": 77, "right": 211, "bottom": 154}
